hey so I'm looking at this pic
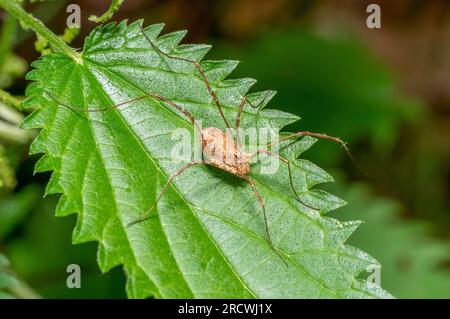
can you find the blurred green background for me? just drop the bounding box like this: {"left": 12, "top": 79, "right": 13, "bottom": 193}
{"left": 0, "top": 0, "right": 449, "bottom": 298}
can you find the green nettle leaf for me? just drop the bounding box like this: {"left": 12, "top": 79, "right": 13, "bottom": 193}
{"left": 21, "top": 20, "right": 392, "bottom": 298}
{"left": 332, "top": 184, "right": 450, "bottom": 298}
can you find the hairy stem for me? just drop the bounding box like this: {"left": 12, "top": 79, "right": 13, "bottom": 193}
{"left": 0, "top": 121, "right": 32, "bottom": 144}
{"left": 89, "top": 0, "right": 124, "bottom": 23}
{"left": 0, "top": 89, "right": 22, "bottom": 110}
{"left": 0, "top": 0, "right": 81, "bottom": 63}
{"left": 9, "top": 281, "right": 41, "bottom": 299}
{"left": 0, "top": 100, "right": 23, "bottom": 124}
{"left": 0, "top": 13, "right": 16, "bottom": 70}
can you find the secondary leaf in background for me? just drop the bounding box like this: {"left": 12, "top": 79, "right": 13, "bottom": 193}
{"left": 0, "top": 253, "right": 21, "bottom": 298}
{"left": 0, "top": 184, "right": 41, "bottom": 239}
{"left": 0, "top": 14, "right": 27, "bottom": 89}
{"left": 5, "top": 194, "right": 126, "bottom": 298}
{"left": 0, "top": 253, "right": 39, "bottom": 299}
{"left": 329, "top": 182, "right": 450, "bottom": 298}
{"left": 21, "top": 20, "right": 391, "bottom": 298}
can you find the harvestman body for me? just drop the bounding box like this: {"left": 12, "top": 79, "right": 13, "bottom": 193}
{"left": 44, "top": 23, "right": 360, "bottom": 264}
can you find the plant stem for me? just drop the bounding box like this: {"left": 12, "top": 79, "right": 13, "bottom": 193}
{"left": 0, "top": 88, "right": 22, "bottom": 110}
{"left": 89, "top": 0, "right": 124, "bottom": 23}
{"left": 10, "top": 282, "right": 41, "bottom": 299}
{"left": 0, "top": 121, "right": 32, "bottom": 144}
{"left": 0, "top": 100, "right": 23, "bottom": 124}
{"left": 0, "top": 0, "right": 81, "bottom": 63}
{"left": 0, "top": 13, "right": 16, "bottom": 70}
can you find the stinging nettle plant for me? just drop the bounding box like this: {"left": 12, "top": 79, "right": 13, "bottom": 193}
{"left": 1, "top": 0, "right": 393, "bottom": 298}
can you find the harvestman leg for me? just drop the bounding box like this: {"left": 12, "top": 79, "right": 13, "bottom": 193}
{"left": 249, "top": 132, "right": 364, "bottom": 211}
{"left": 46, "top": 23, "right": 239, "bottom": 132}
{"left": 252, "top": 149, "right": 318, "bottom": 210}
{"left": 265, "top": 131, "right": 366, "bottom": 175}
{"left": 233, "top": 91, "right": 271, "bottom": 147}
{"left": 44, "top": 90, "right": 209, "bottom": 227}
{"left": 43, "top": 90, "right": 203, "bottom": 134}
{"left": 128, "top": 164, "right": 288, "bottom": 264}
{"left": 139, "top": 24, "right": 275, "bottom": 145}
{"left": 242, "top": 175, "right": 288, "bottom": 265}
{"left": 234, "top": 91, "right": 271, "bottom": 130}
{"left": 139, "top": 24, "right": 232, "bottom": 129}
{"left": 127, "top": 161, "right": 207, "bottom": 227}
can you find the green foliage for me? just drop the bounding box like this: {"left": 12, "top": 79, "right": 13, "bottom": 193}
{"left": 60, "top": 27, "right": 80, "bottom": 44}
{"left": 0, "top": 55, "right": 27, "bottom": 89}
{"left": 0, "top": 253, "right": 20, "bottom": 298}
{"left": 0, "top": 100, "right": 32, "bottom": 185}
{"left": 0, "top": 0, "right": 80, "bottom": 62}
{"left": 0, "top": 144, "right": 17, "bottom": 189}
{"left": 0, "top": 14, "right": 27, "bottom": 89}
{"left": 0, "top": 90, "right": 23, "bottom": 110}
{"left": 0, "top": 185, "right": 40, "bottom": 238}
{"left": 34, "top": 33, "right": 52, "bottom": 56}
{"left": 35, "top": 27, "right": 81, "bottom": 56}
{"left": 5, "top": 194, "right": 126, "bottom": 298}
{"left": 0, "top": 253, "right": 39, "bottom": 298}
{"left": 331, "top": 183, "right": 450, "bottom": 298}
{"left": 21, "top": 21, "right": 392, "bottom": 298}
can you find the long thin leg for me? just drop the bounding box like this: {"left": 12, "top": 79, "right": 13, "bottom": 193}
{"left": 234, "top": 96, "right": 248, "bottom": 131}
{"left": 43, "top": 90, "right": 203, "bottom": 134}
{"left": 234, "top": 92, "right": 272, "bottom": 147}
{"left": 127, "top": 161, "right": 207, "bottom": 227}
{"left": 263, "top": 131, "right": 366, "bottom": 175}
{"left": 234, "top": 91, "right": 271, "bottom": 130}
{"left": 139, "top": 24, "right": 231, "bottom": 129}
{"left": 233, "top": 97, "right": 248, "bottom": 148}
{"left": 243, "top": 175, "right": 288, "bottom": 266}
{"left": 252, "top": 149, "right": 318, "bottom": 211}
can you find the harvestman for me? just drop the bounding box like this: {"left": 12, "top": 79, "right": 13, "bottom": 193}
{"left": 43, "top": 24, "right": 359, "bottom": 262}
